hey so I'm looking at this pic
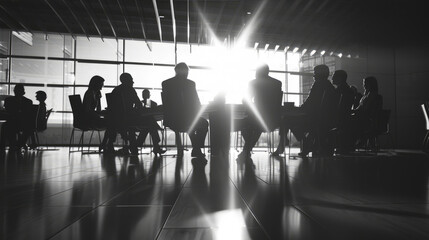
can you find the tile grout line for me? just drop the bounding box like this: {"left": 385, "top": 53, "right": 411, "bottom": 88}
{"left": 45, "top": 156, "right": 182, "bottom": 240}
{"left": 229, "top": 174, "right": 272, "bottom": 240}
{"left": 154, "top": 165, "right": 194, "bottom": 240}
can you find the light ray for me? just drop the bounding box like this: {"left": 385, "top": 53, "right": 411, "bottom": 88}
{"left": 187, "top": 104, "right": 210, "bottom": 134}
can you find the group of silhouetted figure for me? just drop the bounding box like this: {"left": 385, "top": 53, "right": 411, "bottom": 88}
{"left": 0, "top": 62, "right": 383, "bottom": 158}
{"left": 0, "top": 85, "right": 48, "bottom": 152}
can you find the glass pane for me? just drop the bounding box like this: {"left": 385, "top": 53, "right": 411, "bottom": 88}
{"left": 125, "top": 40, "right": 174, "bottom": 64}
{"left": 75, "top": 62, "right": 121, "bottom": 86}
{"left": 11, "top": 59, "right": 63, "bottom": 84}
{"left": 124, "top": 65, "right": 173, "bottom": 89}
{"left": 76, "top": 37, "right": 123, "bottom": 61}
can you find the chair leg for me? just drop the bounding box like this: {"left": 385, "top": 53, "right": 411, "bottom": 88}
{"left": 88, "top": 130, "right": 95, "bottom": 152}
{"left": 69, "top": 128, "right": 75, "bottom": 152}
{"left": 79, "top": 131, "right": 85, "bottom": 152}
{"left": 423, "top": 131, "right": 429, "bottom": 151}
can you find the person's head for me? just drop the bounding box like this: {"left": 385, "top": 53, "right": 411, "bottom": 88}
{"left": 363, "top": 76, "right": 378, "bottom": 93}
{"left": 120, "top": 72, "right": 134, "bottom": 86}
{"left": 13, "top": 84, "right": 25, "bottom": 97}
{"left": 35, "top": 91, "right": 47, "bottom": 102}
{"left": 174, "top": 62, "right": 189, "bottom": 78}
{"left": 89, "top": 75, "right": 105, "bottom": 91}
{"left": 142, "top": 89, "right": 150, "bottom": 99}
{"left": 256, "top": 64, "right": 269, "bottom": 79}
{"left": 313, "top": 64, "right": 330, "bottom": 82}
{"left": 332, "top": 70, "right": 347, "bottom": 86}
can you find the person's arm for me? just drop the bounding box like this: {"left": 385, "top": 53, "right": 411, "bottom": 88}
{"left": 301, "top": 82, "right": 321, "bottom": 111}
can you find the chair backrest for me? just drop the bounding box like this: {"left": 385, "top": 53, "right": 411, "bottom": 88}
{"left": 161, "top": 91, "right": 190, "bottom": 132}
{"left": 257, "top": 89, "right": 283, "bottom": 132}
{"left": 105, "top": 92, "right": 127, "bottom": 129}
{"left": 68, "top": 95, "right": 87, "bottom": 129}
{"left": 421, "top": 104, "right": 429, "bottom": 131}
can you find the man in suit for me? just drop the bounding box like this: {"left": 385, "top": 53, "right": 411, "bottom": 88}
{"left": 2, "top": 84, "right": 33, "bottom": 151}
{"left": 273, "top": 64, "right": 337, "bottom": 157}
{"left": 162, "top": 62, "right": 208, "bottom": 157}
{"left": 110, "top": 73, "right": 143, "bottom": 155}
{"left": 332, "top": 70, "right": 355, "bottom": 153}
{"left": 239, "top": 64, "right": 282, "bottom": 158}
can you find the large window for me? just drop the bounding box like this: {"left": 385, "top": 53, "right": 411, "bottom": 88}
{"left": 0, "top": 29, "right": 310, "bottom": 145}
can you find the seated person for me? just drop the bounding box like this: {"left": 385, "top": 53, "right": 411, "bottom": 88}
{"left": 350, "top": 85, "right": 363, "bottom": 110}
{"left": 135, "top": 89, "right": 166, "bottom": 155}
{"left": 83, "top": 75, "right": 114, "bottom": 153}
{"left": 1, "top": 84, "right": 33, "bottom": 151}
{"left": 332, "top": 70, "right": 355, "bottom": 153}
{"left": 162, "top": 62, "right": 208, "bottom": 158}
{"left": 109, "top": 73, "right": 165, "bottom": 155}
{"left": 29, "top": 90, "right": 47, "bottom": 149}
{"left": 273, "top": 64, "right": 337, "bottom": 157}
{"left": 238, "top": 64, "right": 282, "bottom": 158}
{"left": 351, "top": 76, "right": 383, "bottom": 146}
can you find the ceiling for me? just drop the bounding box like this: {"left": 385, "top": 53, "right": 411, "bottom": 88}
{"left": 0, "top": 0, "right": 427, "bottom": 55}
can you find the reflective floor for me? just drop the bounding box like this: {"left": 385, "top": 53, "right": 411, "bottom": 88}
{"left": 1, "top": 148, "right": 429, "bottom": 240}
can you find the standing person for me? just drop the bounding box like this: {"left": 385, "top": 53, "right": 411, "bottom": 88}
{"left": 29, "top": 91, "right": 47, "bottom": 149}
{"left": 272, "top": 64, "right": 337, "bottom": 157}
{"left": 2, "top": 84, "right": 33, "bottom": 151}
{"left": 136, "top": 89, "right": 166, "bottom": 155}
{"left": 332, "top": 70, "right": 355, "bottom": 154}
{"left": 238, "top": 64, "right": 282, "bottom": 158}
{"left": 83, "top": 75, "right": 114, "bottom": 153}
{"left": 162, "top": 62, "right": 208, "bottom": 157}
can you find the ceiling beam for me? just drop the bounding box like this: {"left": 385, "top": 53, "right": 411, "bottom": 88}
{"left": 116, "top": 0, "right": 131, "bottom": 37}
{"left": 97, "top": 0, "right": 117, "bottom": 40}
{"left": 170, "top": 0, "right": 176, "bottom": 44}
{"left": 0, "top": 4, "right": 32, "bottom": 33}
{"left": 187, "top": 0, "right": 190, "bottom": 44}
{"left": 0, "top": 15, "right": 16, "bottom": 30}
{"left": 134, "top": 0, "right": 150, "bottom": 50}
{"left": 79, "top": 0, "right": 104, "bottom": 41}
{"left": 61, "top": 0, "right": 90, "bottom": 39}
{"left": 152, "top": 0, "right": 163, "bottom": 41}
{"left": 44, "top": 0, "right": 75, "bottom": 38}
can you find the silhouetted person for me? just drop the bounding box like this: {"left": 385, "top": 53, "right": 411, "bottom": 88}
{"left": 2, "top": 84, "right": 33, "bottom": 151}
{"left": 162, "top": 62, "right": 208, "bottom": 157}
{"left": 350, "top": 85, "right": 363, "bottom": 110}
{"left": 332, "top": 70, "right": 355, "bottom": 153}
{"left": 83, "top": 75, "right": 114, "bottom": 153}
{"left": 238, "top": 64, "right": 282, "bottom": 158}
{"left": 135, "top": 89, "right": 166, "bottom": 155}
{"left": 29, "top": 91, "right": 47, "bottom": 149}
{"left": 352, "top": 76, "right": 383, "bottom": 146}
{"left": 111, "top": 73, "right": 143, "bottom": 155}
{"left": 273, "top": 64, "right": 337, "bottom": 157}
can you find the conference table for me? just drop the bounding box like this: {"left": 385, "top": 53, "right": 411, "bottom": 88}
{"left": 138, "top": 103, "right": 302, "bottom": 154}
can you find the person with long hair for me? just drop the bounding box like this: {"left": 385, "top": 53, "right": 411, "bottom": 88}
{"left": 352, "top": 76, "right": 383, "bottom": 146}
{"left": 83, "top": 75, "right": 113, "bottom": 153}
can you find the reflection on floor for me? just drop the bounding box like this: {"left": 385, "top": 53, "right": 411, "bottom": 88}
{"left": 1, "top": 148, "right": 429, "bottom": 240}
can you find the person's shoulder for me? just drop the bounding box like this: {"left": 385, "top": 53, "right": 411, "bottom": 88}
{"left": 162, "top": 77, "right": 176, "bottom": 87}
{"left": 269, "top": 76, "right": 282, "bottom": 86}
{"left": 187, "top": 79, "right": 196, "bottom": 86}
{"left": 23, "top": 96, "right": 32, "bottom": 103}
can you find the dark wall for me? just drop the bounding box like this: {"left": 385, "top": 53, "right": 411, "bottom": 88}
{"left": 335, "top": 44, "right": 429, "bottom": 149}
